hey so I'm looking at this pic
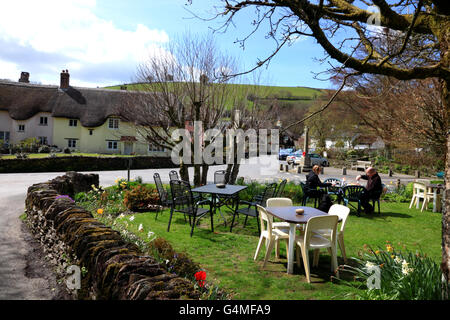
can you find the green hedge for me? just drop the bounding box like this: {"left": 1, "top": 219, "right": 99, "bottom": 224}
{"left": 0, "top": 156, "right": 179, "bottom": 173}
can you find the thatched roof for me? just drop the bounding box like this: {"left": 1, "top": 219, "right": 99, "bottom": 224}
{"left": 0, "top": 80, "right": 130, "bottom": 127}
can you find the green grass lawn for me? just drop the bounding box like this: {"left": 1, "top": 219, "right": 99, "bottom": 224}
{"left": 88, "top": 197, "right": 442, "bottom": 300}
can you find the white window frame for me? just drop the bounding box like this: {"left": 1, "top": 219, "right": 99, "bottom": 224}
{"left": 108, "top": 118, "right": 119, "bottom": 129}
{"left": 0, "top": 131, "right": 10, "bottom": 142}
{"left": 39, "top": 116, "right": 48, "bottom": 126}
{"left": 107, "top": 140, "right": 118, "bottom": 150}
{"left": 148, "top": 143, "right": 165, "bottom": 152}
{"left": 67, "top": 139, "right": 77, "bottom": 148}
{"left": 39, "top": 136, "right": 48, "bottom": 145}
{"left": 69, "top": 119, "right": 78, "bottom": 127}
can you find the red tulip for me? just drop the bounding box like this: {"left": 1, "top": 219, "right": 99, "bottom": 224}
{"left": 194, "top": 271, "right": 206, "bottom": 287}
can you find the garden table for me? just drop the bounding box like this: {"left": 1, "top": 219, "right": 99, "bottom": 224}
{"left": 191, "top": 184, "right": 248, "bottom": 226}
{"left": 265, "top": 206, "right": 337, "bottom": 274}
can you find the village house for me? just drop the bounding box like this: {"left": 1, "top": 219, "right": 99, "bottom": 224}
{"left": 0, "top": 71, "right": 170, "bottom": 156}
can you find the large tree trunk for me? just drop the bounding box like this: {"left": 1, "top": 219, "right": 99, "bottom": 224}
{"left": 440, "top": 22, "right": 450, "bottom": 298}
{"left": 444, "top": 130, "right": 450, "bottom": 298}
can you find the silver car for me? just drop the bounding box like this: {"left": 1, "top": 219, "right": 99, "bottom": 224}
{"left": 294, "top": 153, "right": 329, "bottom": 167}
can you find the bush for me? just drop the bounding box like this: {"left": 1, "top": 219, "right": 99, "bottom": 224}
{"left": 63, "top": 148, "right": 71, "bottom": 154}
{"left": 381, "top": 182, "right": 414, "bottom": 203}
{"left": 15, "top": 152, "right": 29, "bottom": 159}
{"left": 38, "top": 145, "right": 51, "bottom": 153}
{"left": 341, "top": 244, "right": 446, "bottom": 300}
{"left": 123, "top": 185, "right": 159, "bottom": 211}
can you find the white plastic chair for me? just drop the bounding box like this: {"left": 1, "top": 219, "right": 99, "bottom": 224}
{"left": 423, "top": 185, "right": 440, "bottom": 212}
{"left": 295, "top": 215, "right": 339, "bottom": 283}
{"left": 266, "top": 197, "right": 296, "bottom": 258}
{"left": 254, "top": 205, "right": 290, "bottom": 268}
{"left": 313, "top": 204, "right": 350, "bottom": 263}
{"left": 409, "top": 182, "right": 434, "bottom": 212}
{"left": 266, "top": 197, "right": 293, "bottom": 230}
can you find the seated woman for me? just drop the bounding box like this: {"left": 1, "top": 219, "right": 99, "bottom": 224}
{"left": 305, "top": 165, "right": 332, "bottom": 199}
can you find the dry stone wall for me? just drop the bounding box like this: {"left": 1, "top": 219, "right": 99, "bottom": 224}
{"left": 25, "top": 172, "right": 200, "bottom": 300}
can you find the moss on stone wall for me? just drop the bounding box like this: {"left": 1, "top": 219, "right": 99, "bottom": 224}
{"left": 25, "top": 172, "right": 200, "bottom": 300}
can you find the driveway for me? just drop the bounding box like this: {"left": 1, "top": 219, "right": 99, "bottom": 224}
{"left": 0, "top": 156, "right": 419, "bottom": 299}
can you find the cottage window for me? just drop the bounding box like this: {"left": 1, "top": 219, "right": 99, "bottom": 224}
{"left": 0, "top": 131, "right": 10, "bottom": 142}
{"left": 40, "top": 117, "right": 48, "bottom": 126}
{"left": 39, "top": 136, "right": 48, "bottom": 145}
{"left": 149, "top": 143, "right": 165, "bottom": 152}
{"left": 69, "top": 119, "right": 78, "bottom": 127}
{"left": 68, "top": 139, "right": 77, "bottom": 148}
{"left": 18, "top": 124, "right": 25, "bottom": 132}
{"left": 107, "top": 141, "right": 118, "bottom": 150}
{"left": 108, "top": 118, "right": 119, "bottom": 129}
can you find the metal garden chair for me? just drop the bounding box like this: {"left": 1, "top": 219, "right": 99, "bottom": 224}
{"left": 168, "top": 180, "right": 214, "bottom": 237}
{"left": 153, "top": 172, "right": 173, "bottom": 220}
{"left": 230, "top": 182, "right": 278, "bottom": 235}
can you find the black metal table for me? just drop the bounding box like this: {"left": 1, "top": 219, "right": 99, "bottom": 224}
{"left": 191, "top": 184, "right": 248, "bottom": 225}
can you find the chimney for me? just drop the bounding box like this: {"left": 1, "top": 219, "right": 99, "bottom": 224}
{"left": 19, "top": 72, "right": 30, "bottom": 83}
{"left": 60, "top": 69, "right": 70, "bottom": 89}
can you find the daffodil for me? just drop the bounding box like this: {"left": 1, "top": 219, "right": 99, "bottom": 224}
{"left": 97, "top": 208, "right": 103, "bottom": 215}
{"left": 386, "top": 244, "right": 393, "bottom": 253}
{"left": 138, "top": 224, "right": 143, "bottom": 232}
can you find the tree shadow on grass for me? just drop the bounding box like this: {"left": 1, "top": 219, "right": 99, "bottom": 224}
{"left": 257, "top": 253, "right": 357, "bottom": 285}
{"left": 351, "top": 210, "right": 413, "bottom": 220}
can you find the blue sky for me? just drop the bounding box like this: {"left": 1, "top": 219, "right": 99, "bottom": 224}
{"left": 0, "top": 0, "right": 333, "bottom": 89}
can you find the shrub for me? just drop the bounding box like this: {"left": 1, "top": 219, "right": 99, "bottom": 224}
{"left": 15, "top": 152, "right": 29, "bottom": 159}
{"left": 38, "top": 145, "right": 51, "bottom": 153}
{"left": 63, "top": 148, "right": 71, "bottom": 154}
{"left": 123, "top": 185, "right": 159, "bottom": 211}
{"left": 341, "top": 243, "right": 446, "bottom": 300}
{"left": 381, "top": 182, "right": 414, "bottom": 203}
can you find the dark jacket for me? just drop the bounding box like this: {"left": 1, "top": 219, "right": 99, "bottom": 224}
{"left": 360, "top": 172, "right": 383, "bottom": 197}
{"left": 306, "top": 171, "right": 330, "bottom": 191}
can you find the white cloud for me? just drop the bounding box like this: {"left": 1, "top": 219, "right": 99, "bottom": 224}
{"left": 0, "top": 0, "right": 169, "bottom": 87}
{"left": 0, "top": 60, "right": 21, "bottom": 81}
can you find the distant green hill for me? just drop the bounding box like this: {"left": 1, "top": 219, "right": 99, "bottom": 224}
{"left": 105, "top": 82, "right": 325, "bottom": 111}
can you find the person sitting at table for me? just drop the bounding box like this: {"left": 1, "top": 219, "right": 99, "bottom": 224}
{"left": 305, "top": 165, "right": 332, "bottom": 200}
{"left": 356, "top": 167, "right": 383, "bottom": 214}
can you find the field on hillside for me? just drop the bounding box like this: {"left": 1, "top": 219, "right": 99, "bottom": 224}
{"left": 106, "top": 83, "right": 325, "bottom": 111}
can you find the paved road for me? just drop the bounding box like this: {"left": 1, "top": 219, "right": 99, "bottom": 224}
{"left": 0, "top": 156, "right": 420, "bottom": 299}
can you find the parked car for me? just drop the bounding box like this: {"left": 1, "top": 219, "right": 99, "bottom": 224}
{"left": 278, "top": 148, "right": 295, "bottom": 160}
{"left": 286, "top": 150, "right": 303, "bottom": 164}
{"left": 293, "top": 153, "right": 329, "bottom": 167}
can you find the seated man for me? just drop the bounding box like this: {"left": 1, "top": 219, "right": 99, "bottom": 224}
{"left": 356, "top": 167, "right": 383, "bottom": 214}
{"left": 305, "top": 165, "right": 332, "bottom": 199}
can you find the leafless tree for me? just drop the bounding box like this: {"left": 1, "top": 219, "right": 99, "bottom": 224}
{"left": 119, "top": 33, "right": 241, "bottom": 185}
